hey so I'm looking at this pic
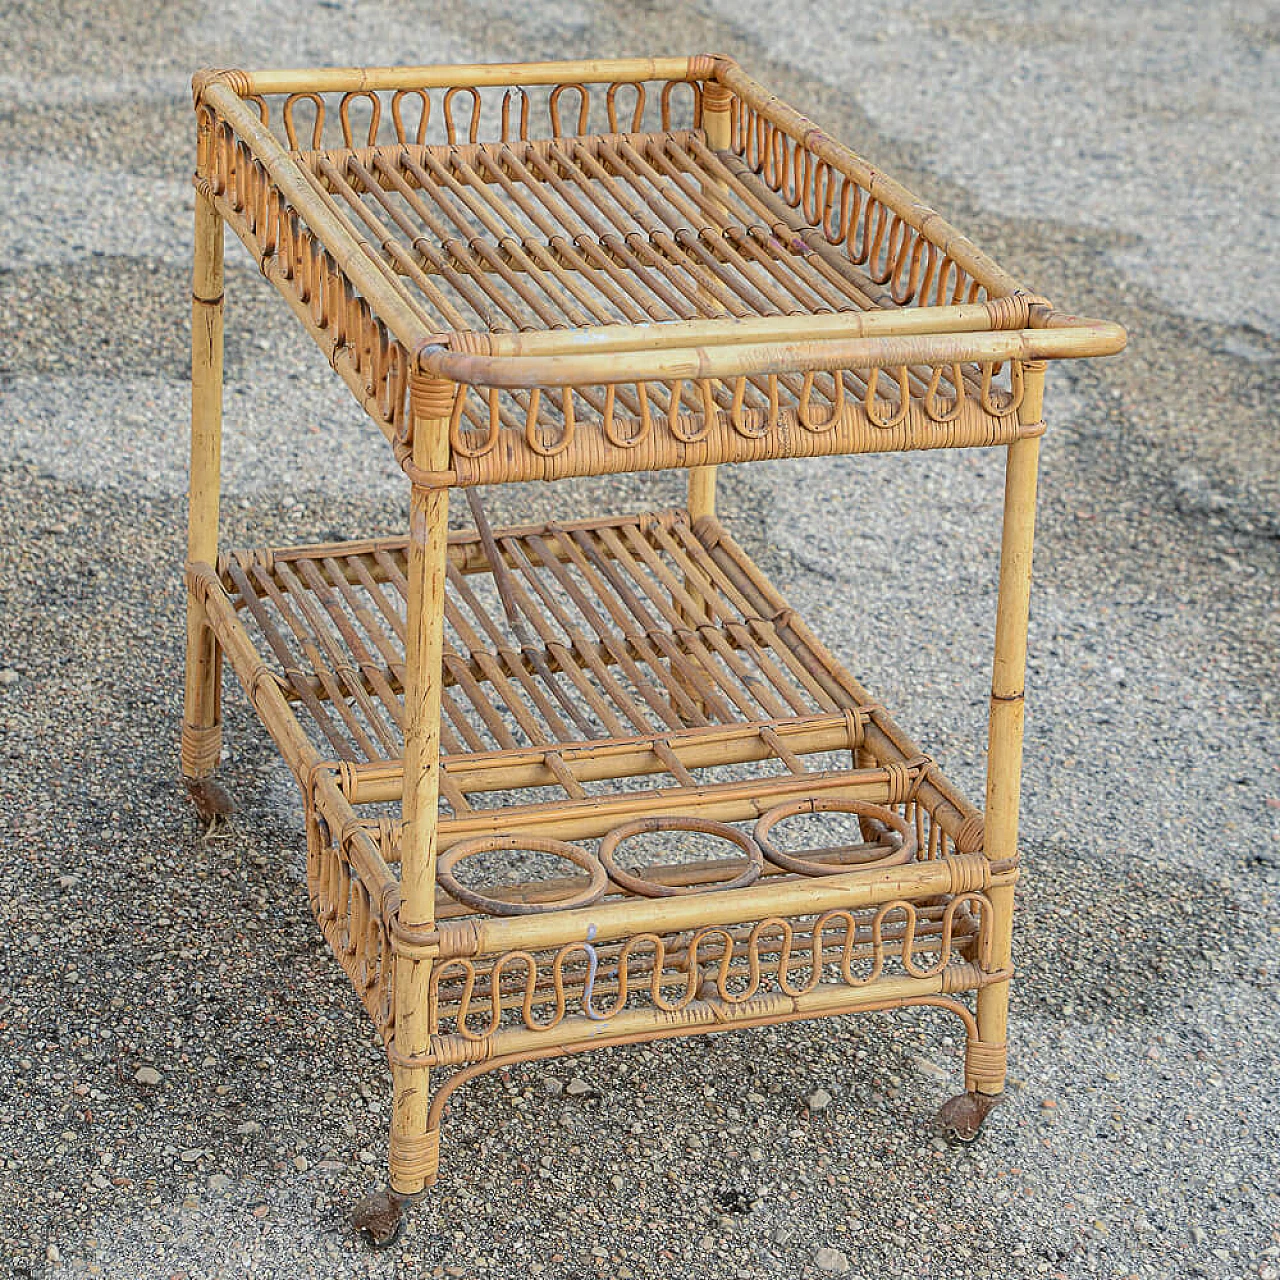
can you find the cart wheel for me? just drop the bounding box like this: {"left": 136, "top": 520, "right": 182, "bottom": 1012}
{"left": 351, "top": 1187, "right": 412, "bottom": 1247}
{"left": 937, "top": 1091, "right": 1001, "bottom": 1142}
{"left": 185, "top": 776, "right": 235, "bottom": 825}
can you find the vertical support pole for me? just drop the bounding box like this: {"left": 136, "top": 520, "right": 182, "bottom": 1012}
{"left": 182, "top": 189, "right": 225, "bottom": 780}
{"left": 970, "top": 359, "right": 1045, "bottom": 1096}
{"left": 687, "top": 75, "right": 733, "bottom": 522}
{"left": 672, "top": 75, "right": 735, "bottom": 715}
{"left": 388, "top": 372, "right": 453, "bottom": 1196}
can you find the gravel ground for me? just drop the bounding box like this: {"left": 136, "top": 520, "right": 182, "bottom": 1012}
{"left": 1, "top": 3, "right": 1277, "bottom": 1278}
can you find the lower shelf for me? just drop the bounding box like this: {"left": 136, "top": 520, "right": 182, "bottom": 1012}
{"left": 190, "top": 507, "right": 997, "bottom": 1064}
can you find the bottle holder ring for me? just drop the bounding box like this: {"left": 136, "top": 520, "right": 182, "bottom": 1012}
{"left": 597, "top": 815, "right": 764, "bottom": 898}
{"left": 437, "top": 834, "right": 609, "bottom": 916}
{"left": 753, "top": 798, "right": 916, "bottom": 877}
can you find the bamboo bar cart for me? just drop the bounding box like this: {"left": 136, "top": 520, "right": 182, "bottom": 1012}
{"left": 182, "top": 56, "right": 1125, "bottom": 1242}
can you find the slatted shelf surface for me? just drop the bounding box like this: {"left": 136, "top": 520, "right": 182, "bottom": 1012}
{"left": 219, "top": 509, "right": 886, "bottom": 817}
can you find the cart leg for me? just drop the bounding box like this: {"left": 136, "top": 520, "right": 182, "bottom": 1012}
{"left": 685, "top": 77, "right": 732, "bottom": 527}
{"left": 671, "top": 78, "right": 734, "bottom": 713}
{"left": 940, "top": 363, "right": 1044, "bottom": 1139}
{"left": 182, "top": 190, "right": 232, "bottom": 820}
{"left": 353, "top": 374, "right": 453, "bottom": 1245}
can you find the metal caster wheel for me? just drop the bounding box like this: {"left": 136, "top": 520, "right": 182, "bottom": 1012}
{"left": 937, "top": 1090, "right": 1001, "bottom": 1142}
{"left": 351, "top": 1187, "right": 412, "bottom": 1247}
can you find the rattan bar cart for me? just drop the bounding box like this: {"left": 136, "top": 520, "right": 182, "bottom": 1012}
{"left": 181, "top": 56, "right": 1125, "bottom": 1241}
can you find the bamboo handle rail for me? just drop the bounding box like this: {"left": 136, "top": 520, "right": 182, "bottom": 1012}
{"left": 418, "top": 319, "right": 1125, "bottom": 389}
{"left": 200, "top": 57, "right": 705, "bottom": 98}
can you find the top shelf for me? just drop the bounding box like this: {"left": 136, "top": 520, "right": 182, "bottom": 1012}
{"left": 192, "top": 55, "right": 1124, "bottom": 485}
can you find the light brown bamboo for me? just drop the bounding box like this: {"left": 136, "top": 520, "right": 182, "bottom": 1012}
{"left": 223, "top": 57, "right": 703, "bottom": 98}
{"left": 446, "top": 853, "right": 1006, "bottom": 957}
{"left": 390, "top": 377, "right": 453, "bottom": 1195}
{"left": 421, "top": 322, "right": 1126, "bottom": 389}
{"left": 687, "top": 78, "right": 734, "bottom": 521}
{"left": 973, "top": 361, "right": 1044, "bottom": 1094}
{"left": 338, "top": 712, "right": 856, "bottom": 803}
{"left": 471, "top": 300, "right": 1036, "bottom": 359}
{"left": 430, "top": 763, "right": 899, "bottom": 848}
{"left": 181, "top": 58, "right": 1131, "bottom": 1207}
{"left": 182, "top": 190, "right": 225, "bottom": 779}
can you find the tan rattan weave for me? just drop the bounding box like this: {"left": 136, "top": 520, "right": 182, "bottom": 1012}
{"left": 180, "top": 55, "right": 1125, "bottom": 1240}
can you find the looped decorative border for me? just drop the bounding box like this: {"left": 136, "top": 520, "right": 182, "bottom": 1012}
{"left": 665, "top": 379, "right": 712, "bottom": 443}
{"left": 864, "top": 365, "right": 912, "bottom": 430}
{"left": 524, "top": 388, "right": 576, "bottom": 456}
{"left": 603, "top": 383, "right": 651, "bottom": 447}
{"left": 450, "top": 388, "right": 501, "bottom": 458}
{"left": 796, "top": 371, "right": 844, "bottom": 432}
{"left": 437, "top": 834, "right": 608, "bottom": 916}
{"left": 597, "top": 816, "right": 763, "bottom": 898}
{"left": 753, "top": 798, "right": 915, "bottom": 877}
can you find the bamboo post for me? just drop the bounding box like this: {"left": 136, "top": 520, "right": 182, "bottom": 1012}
{"left": 687, "top": 76, "right": 734, "bottom": 522}
{"left": 388, "top": 372, "right": 454, "bottom": 1196}
{"left": 672, "top": 75, "right": 735, "bottom": 716}
{"left": 971, "top": 359, "right": 1045, "bottom": 1097}
{"left": 182, "top": 190, "right": 225, "bottom": 781}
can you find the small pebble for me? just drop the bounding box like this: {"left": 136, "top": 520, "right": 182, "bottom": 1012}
{"left": 564, "top": 1078, "right": 591, "bottom": 1097}
{"left": 807, "top": 1088, "right": 832, "bottom": 1113}
{"left": 815, "top": 1246, "right": 850, "bottom": 1273}
{"left": 134, "top": 1066, "right": 162, "bottom": 1087}
{"left": 0, "top": 670, "right": 18, "bottom": 686}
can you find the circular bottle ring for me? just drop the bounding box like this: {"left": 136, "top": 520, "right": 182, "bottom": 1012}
{"left": 437, "top": 834, "right": 608, "bottom": 916}
{"left": 597, "top": 815, "right": 764, "bottom": 897}
{"left": 753, "top": 798, "right": 916, "bottom": 877}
